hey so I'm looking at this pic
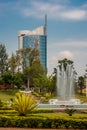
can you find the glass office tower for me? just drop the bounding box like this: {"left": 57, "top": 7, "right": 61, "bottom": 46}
{"left": 18, "top": 25, "right": 47, "bottom": 71}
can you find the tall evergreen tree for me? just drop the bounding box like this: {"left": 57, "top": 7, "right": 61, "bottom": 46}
{"left": 0, "top": 44, "right": 8, "bottom": 75}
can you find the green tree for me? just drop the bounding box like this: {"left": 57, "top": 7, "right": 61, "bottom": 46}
{"left": 17, "top": 47, "right": 45, "bottom": 89}
{"left": 46, "top": 76, "right": 56, "bottom": 95}
{"left": 29, "top": 48, "right": 39, "bottom": 66}
{"left": 0, "top": 71, "right": 24, "bottom": 89}
{"left": 8, "top": 53, "right": 17, "bottom": 74}
{"left": 24, "top": 60, "right": 45, "bottom": 89}
{"left": 33, "top": 75, "right": 46, "bottom": 92}
{"left": 78, "top": 76, "right": 85, "bottom": 94}
{"left": 0, "top": 72, "right": 12, "bottom": 87}
{"left": 58, "top": 58, "right": 73, "bottom": 71}
{"left": 33, "top": 74, "right": 56, "bottom": 94}
{"left": 0, "top": 44, "right": 8, "bottom": 75}
{"left": 12, "top": 72, "right": 24, "bottom": 88}
{"left": 17, "top": 47, "right": 40, "bottom": 70}
{"left": 16, "top": 48, "right": 31, "bottom": 69}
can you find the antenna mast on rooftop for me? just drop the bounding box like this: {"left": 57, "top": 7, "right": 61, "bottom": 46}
{"left": 44, "top": 14, "right": 47, "bottom": 35}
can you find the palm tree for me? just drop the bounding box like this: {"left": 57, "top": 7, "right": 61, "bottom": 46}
{"left": 58, "top": 58, "right": 73, "bottom": 71}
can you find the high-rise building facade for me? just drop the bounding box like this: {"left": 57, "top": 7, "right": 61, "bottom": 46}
{"left": 18, "top": 25, "right": 47, "bottom": 71}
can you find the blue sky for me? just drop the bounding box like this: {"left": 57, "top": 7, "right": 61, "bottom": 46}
{"left": 0, "top": 0, "right": 87, "bottom": 76}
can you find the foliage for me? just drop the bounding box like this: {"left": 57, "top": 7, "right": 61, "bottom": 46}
{"left": 75, "top": 93, "right": 87, "bottom": 103}
{"left": 16, "top": 48, "right": 31, "bottom": 69}
{"left": 78, "top": 76, "right": 85, "bottom": 94}
{"left": 8, "top": 53, "right": 17, "bottom": 74}
{"left": 0, "top": 89, "right": 19, "bottom": 102}
{"left": 29, "top": 48, "right": 39, "bottom": 66}
{"left": 0, "top": 44, "right": 8, "bottom": 75}
{"left": 0, "top": 108, "right": 86, "bottom": 128}
{"left": 0, "top": 99, "right": 3, "bottom": 107}
{"left": 12, "top": 92, "right": 37, "bottom": 116}
{"left": 65, "top": 108, "right": 76, "bottom": 116}
{"left": 33, "top": 74, "right": 56, "bottom": 94}
{"left": 0, "top": 72, "right": 12, "bottom": 85}
{"left": 32, "top": 91, "right": 41, "bottom": 97}
{"left": 24, "top": 60, "right": 45, "bottom": 88}
{"left": 16, "top": 47, "right": 39, "bottom": 69}
{"left": 0, "top": 109, "right": 16, "bottom": 114}
{"left": 0, "top": 113, "right": 86, "bottom": 128}
{"left": 58, "top": 58, "right": 73, "bottom": 71}
{"left": 17, "top": 47, "right": 45, "bottom": 88}
{"left": 33, "top": 75, "right": 47, "bottom": 92}
{"left": 45, "top": 93, "right": 51, "bottom": 99}
{"left": 12, "top": 72, "right": 24, "bottom": 88}
{"left": 45, "top": 76, "right": 56, "bottom": 94}
{"left": 0, "top": 72, "right": 24, "bottom": 88}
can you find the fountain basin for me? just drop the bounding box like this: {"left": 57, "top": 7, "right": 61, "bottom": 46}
{"left": 49, "top": 99, "right": 80, "bottom": 105}
{"left": 37, "top": 104, "right": 87, "bottom": 110}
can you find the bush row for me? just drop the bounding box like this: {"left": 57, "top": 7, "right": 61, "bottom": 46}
{"left": 0, "top": 110, "right": 16, "bottom": 115}
{"left": 0, "top": 106, "right": 12, "bottom": 110}
{"left": 32, "top": 109, "right": 54, "bottom": 113}
{"left": 0, "top": 115, "right": 87, "bottom": 129}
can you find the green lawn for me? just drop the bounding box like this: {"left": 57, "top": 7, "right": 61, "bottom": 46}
{"left": 75, "top": 93, "right": 87, "bottom": 103}
{"left": 0, "top": 89, "right": 87, "bottom": 103}
{"left": 32, "top": 111, "right": 87, "bottom": 119}
{"left": 0, "top": 89, "right": 19, "bottom": 101}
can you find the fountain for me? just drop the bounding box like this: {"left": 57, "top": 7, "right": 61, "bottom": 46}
{"left": 49, "top": 63, "right": 80, "bottom": 105}
{"left": 37, "top": 59, "right": 87, "bottom": 110}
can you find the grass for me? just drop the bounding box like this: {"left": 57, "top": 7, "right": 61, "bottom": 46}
{"left": 0, "top": 89, "right": 87, "bottom": 103}
{"left": 30, "top": 110, "right": 87, "bottom": 119}
{"left": 0, "top": 89, "right": 19, "bottom": 102}
{"left": 0, "top": 109, "right": 87, "bottom": 120}
{"left": 75, "top": 93, "right": 87, "bottom": 103}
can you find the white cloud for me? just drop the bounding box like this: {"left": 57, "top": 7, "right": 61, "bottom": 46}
{"left": 20, "top": 0, "right": 87, "bottom": 21}
{"left": 60, "top": 10, "right": 87, "bottom": 20}
{"left": 0, "top": 0, "right": 87, "bottom": 21}
{"left": 48, "top": 0, "right": 69, "bottom": 4}
{"left": 47, "top": 55, "right": 58, "bottom": 75}
{"left": 47, "top": 50, "right": 73, "bottom": 75}
{"left": 48, "top": 40, "right": 87, "bottom": 49}
{"left": 58, "top": 50, "right": 73, "bottom": 59}
{"left": 47, "top": 39, "right": 87, "bottom": 75}
{"left": 21, "top": 1, "right": 63, "bottom": 18}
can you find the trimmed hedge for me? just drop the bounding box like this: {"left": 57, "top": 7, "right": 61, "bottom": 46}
{"left": 31, "top": 109, "right": 54, "bottom": 113}
{"left": 0, "top": 115, "right": 87, "bottom": 128}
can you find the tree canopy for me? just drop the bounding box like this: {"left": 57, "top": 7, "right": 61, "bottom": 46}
{"left": 58, "top": 58, "right": 73, "bottom": 71}
{"left": 0, "top": 44, "right": 8, "bottom": 75}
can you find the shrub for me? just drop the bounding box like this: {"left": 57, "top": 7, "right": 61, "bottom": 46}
{"left": 0, "top": 115, "right": 87, "bottom": 128}
{"left": 65, "top": 108, "right": 76, "bottom": 116}
{"left": 45, "top": 93, "right": 51, "bottom": 99}
{"left": 31, "top": 109, "right": 53, "bottom": 113}
{"left": 0, "top": 99, "right": 3, "bottom": 107}
{"left": 12, "top": 92, "right": 37, "bottom": 116}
